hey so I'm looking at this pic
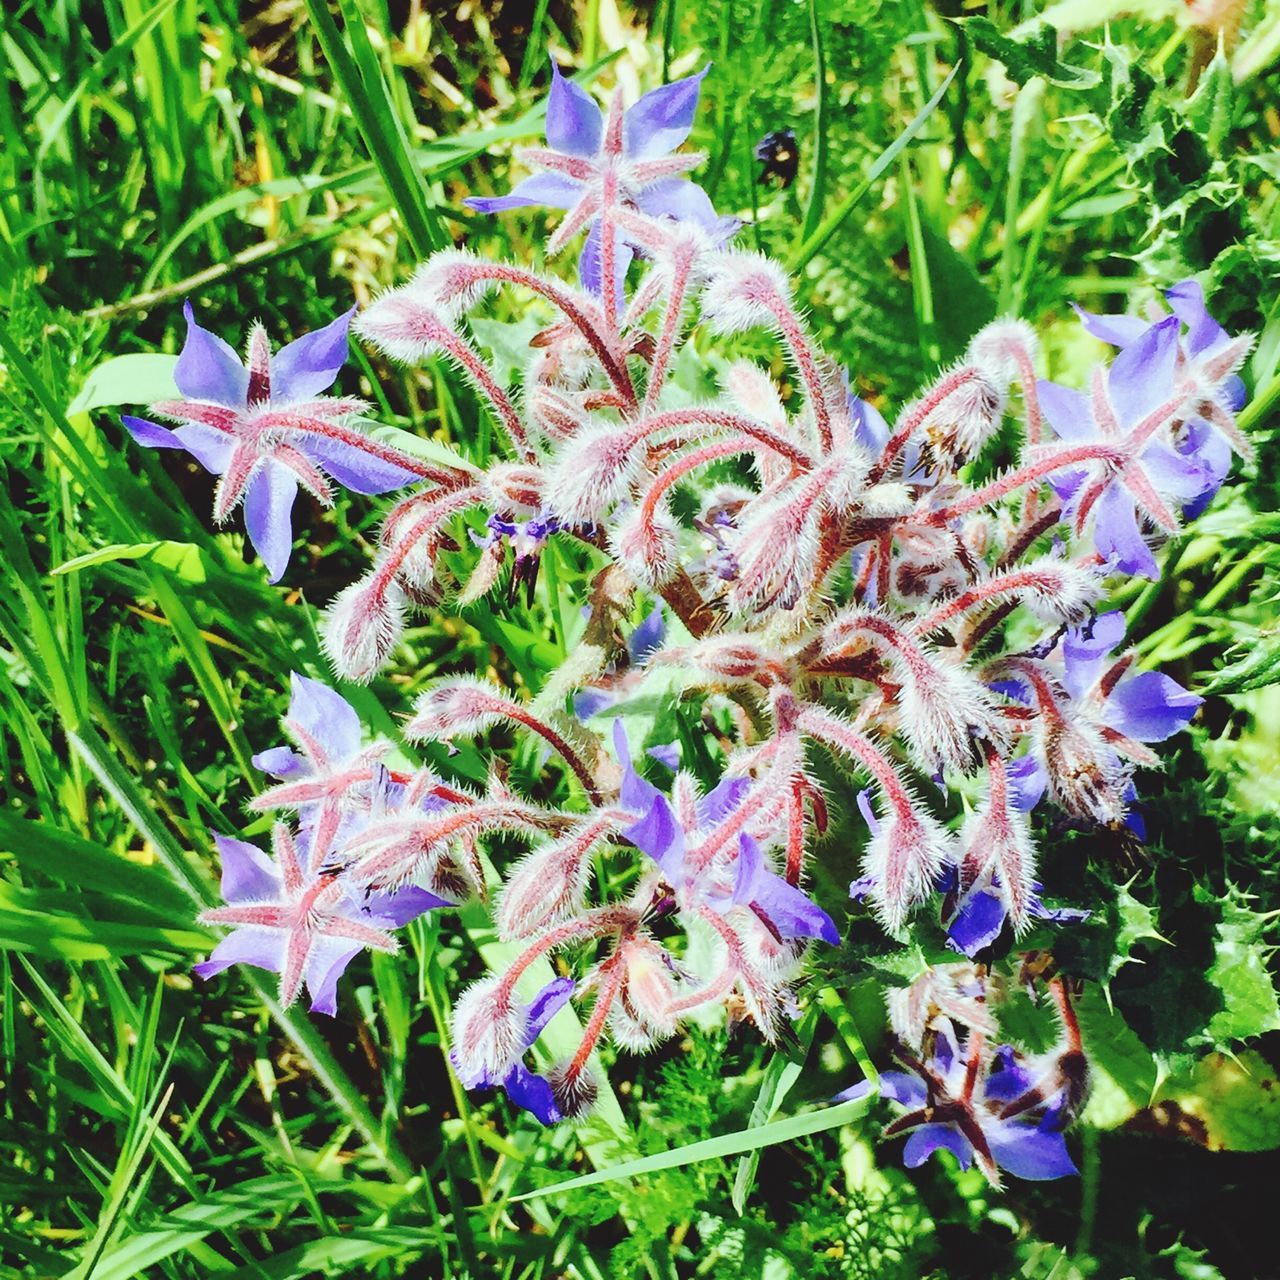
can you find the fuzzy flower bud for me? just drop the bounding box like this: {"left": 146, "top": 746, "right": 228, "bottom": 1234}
{"left": 406, "top": 676, "right": 509, "bottom": 741}
{"left": 355, "top": 288, "right": 457, "bottom": 364}
{"left": 547, "top": 1060, "right": 599, "bottom": 1120}
{"left": 323, "top": 571, "right": 407, "bottom": 683}
{"left": 545, "top": 422, "right": 645, "bottom": 524}
{"left": 495, "top": 820, "right": 607, "bottom": 940}
{"left": 612, "top": 500, "right": 679, "bottom": 588}
{"left": 407, "top": 249, "right": 498, "bottom": 320}
{"left": 700, "top": 252, "right": 794, "bottom": 335}
{"left": 449, "top": 976, "right": 527, "bottom": 1086}
{"left": 860, "top": 809, "right": 952, "bottom": 933}
{"left": 967, "top": 318, "right": 1039, "bottom": 386}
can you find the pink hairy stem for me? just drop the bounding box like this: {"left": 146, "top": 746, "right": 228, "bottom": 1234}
{"left": 629, "top": 408, "right": 814, "bottom": 469}
{"left": 912, "top": 566, "right": 1081, "bottom": 635}
{"left": 447, "top": 263, "right": 636, "bottom": 406}
{"left": 868, "top": 366, "right": 981, "bottom": 484}
{"left": 919, "top": 442, "right": 1124, "bottom": 525}
{"left": 564, "top": 950, "right": 626, "bottom": 1079}
{"left": 757, "top": 286, "right": 833, "bottom": 453}
{"left": 496, "top": 908, "right": 631, "bottom": 995}
{"left": 367, "top": 487, "right": 482, "bottom": 598}
{"left": 796, "top": 705, "right": 917, "bottom": 823}
{"left": 642, "top": 240, "right": 696, "bottom": 412}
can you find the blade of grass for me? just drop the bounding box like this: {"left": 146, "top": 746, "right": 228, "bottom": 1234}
{"left": 788, "top": 60, "right": 959, "bottom": 273}
{"left": 799, "top": 0, "right": 828, "bottom": 243}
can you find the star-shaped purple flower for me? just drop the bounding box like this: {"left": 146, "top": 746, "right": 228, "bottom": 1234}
{"left": 450, "top": 977, "right": 575, "bottom": 1124}
{"left": 123, "top": 303, "right": 426, "bottom": 581}
{"left": 614, "top": 721, "right": 838, "bottom": 945}
{"left": 466, "top": 63, "right": 735, "bottom": 295}
{"left": 838, "top": 1026, "right": 1077, "bottom": 1185}
{"left": 195, "top": 824, "right": 446, "bottom": 1013}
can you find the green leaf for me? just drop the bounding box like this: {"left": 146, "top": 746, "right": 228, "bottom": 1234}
{"left": 1185, "top": 44, "right": 1234, "bottom": 156}
{"left": 1204, "top": 629, "right": 1280, "bottom": 694}
{"left": 52, "top": 540, "right": 210, "bottom": 583}
{"left": 511, "top": 1093, "right": 876, "bottom": 1202}
{"left": 1153, "top": 1050, "right": 1280, "bottom": 1152}
{"left": 1200, "top": 885, "right": 1280, "bottom": 1046}
{"left": 958, "top": 18, "right": 1100, "bottom": 89}
{"left": 66, "top": 353, "right": 179, "bottom": 415}
{"left": 1077, "top": 986, "right": 1158, "bottom": 1129}
{"left": 467, "top": 314, "right": 550, "bottom": 385}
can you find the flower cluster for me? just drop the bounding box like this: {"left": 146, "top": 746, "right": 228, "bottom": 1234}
{"left": 126, "top": 62, "right": 1252, "bottom": 1167}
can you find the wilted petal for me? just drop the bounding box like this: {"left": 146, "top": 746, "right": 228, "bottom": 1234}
{"left": 1107, "top": 315, "right": 1179, "bottom": 429}
{"left": 174, "top": 301, "right": 249, "bottom": 407}
{"left": 1106, "top": 671, "right": 1201, "bottom": 742}
{"left": 270, "top": 307, "right": 356, "bottom": 402}
{"left": 624, "top": 792, "right": 684, "bottom": 876}
{"left": 243, "top": 463, "right": 299, "bottom": 583}
{"left": 287, "top": 672, "right": 363, "bottom": 762}
{"left": 902, "top": 1124, "right": 974, "bottom": 1171}
{"left": 872, "top": 1071, "right": 928, "bottom": 1108}
{"left": 545, "top": 62, "right": 603, "bottom": 156}
{"left": 465, "top": 171, "right": 585, "bottom": 214}
{"left": 648, "top": 742, "right": 681, "bottom": 769}
{"left": 624, "top": 66, "right": 708, "bottom": 159}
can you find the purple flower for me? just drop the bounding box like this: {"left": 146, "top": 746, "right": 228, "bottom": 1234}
{"left": 837, "top": 1026, "right": 1077, "bottom": 1185}
{"left": 472, "top": 511, "right": 561, "bottom": 607}
{"left": 466, "top": 63, "right": 735, "bottom": 294}
{"left": 450, "top": 977, "right": 575, "bottom": 1124}
{"left": 614, "top": 722, "right": 837, "bottom": 945}
{"left": 123, "top": 304, "right": 423, "bottom": 581}
{"left": 1061, "top": 611, "right": 1202, "bottom": 744}
{"left": 195, "top": 824, "right": 446, "bottom": 1013}
{"left": 1039, "top": 317, "right": 1207, "bottom": 578}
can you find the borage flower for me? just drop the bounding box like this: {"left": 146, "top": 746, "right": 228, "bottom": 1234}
{"left": 466, "top": 62, "right": 736, "bottom": 294}
{"left": 123, "top": 304, "right": 426, "bottom": 580}
{"left": 195, "top": 824, "right": 446, "bottom": 1013}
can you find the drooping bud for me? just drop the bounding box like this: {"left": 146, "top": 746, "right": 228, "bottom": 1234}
{"left": 1039, "top": 713, "right": 1132, "bottom": 826}
{"left": 895, "top": 654, "right": 1005, "bottom": 776}
{"left": 860, "top": 808, "right": 952, "bottom": 933}
{"left": 355, "top": 288, "right": 456, "bottom": 364}
{"left": 887, "top": 961, "right": 997, "bottom": 1052}
{"left": 322, "top": 570, "right": 407, "bottom": 683}
{"left": 919, "top": 363, "right": 1007, "bottom": 468}
{"left": 547, "top": 1060, "right": 599, "bottom": 1120}
{"left": 700, "top": 252, "right": 795, "bottom": 335}
{"left": 608, "top": 936, "right": 682, "bottom": 1051}
{"left": 612, "top": 500, "right": 679, "bottom": 588}
{"left": 967, "top": 318, "right": 1039, "bottom": 386}
{"left": 406, "top": 676, "right": 510, "bottom": 742}
{"left": 544, "top": 422, "right": 644, "bottom": 524}
{"left": 407, "top": 249, "right": 497, "bottom": 320}
{"left": 957, "top": 792, "right": 1037, "bottom": 932}
{"left": 1010, "top": 557, "right": 1101, "bottom": 624}
{"left": 495, "top": 819, "right": 608, "bottom": 940}
{"left": 449, "top": 976, "right": 526, "bottom": 1086}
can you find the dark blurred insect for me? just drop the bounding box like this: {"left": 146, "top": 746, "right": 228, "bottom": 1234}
{"left": 755, "top": 128, "right": 799, "bottom": 188}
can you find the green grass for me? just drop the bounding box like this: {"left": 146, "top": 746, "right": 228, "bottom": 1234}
{"left": 3, "top": 1, "right": 1280, "bottom": 1276}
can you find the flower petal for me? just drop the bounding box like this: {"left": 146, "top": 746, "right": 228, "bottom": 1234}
{"left": 1071, "top": 303, "right": 1152, "bottom": 349}
{"left": 634, "top": 177, "right": 719, "bottom": 229}
{"left": 987, "top": 1121, "right": 1078, "bottom": 1181}
{"left": 243, "top": 464, "right": 299, "bottom": 584}
{"left": 946, "top": 885, "right": 1007, "bottom": 957}
{"left": 193, "top": 926, "right": 282, "bottom": 980}
{"left": 578, "top": 220, "right": 634, "bottom": 305}
{"left": 252, "top": 745, "right": 308, "bottom": 778}
{"left": 1106, "top": 671, "right": 1201, "bottom": 742}
{"left": 624, "top": 66, "right": 709, "bottom": 160}
{"left": 270, "top": 306, "right": 356, "bottom": 402}
{"left": 173, "top": 423, "right": 236, "bottom": 474}
{"left": 902, "top": 1123, "right": 974, "bottom": 1171}
{"left": 211, "top": 833, "right": 281, "bottom": 903}
{"left": 174, "top": 301, "right": 249, "bottom": 407}
{"left": 1164, "top": 279, "right": 1228, "bottom": 356}
{"left": 305, "top": 937, "right": 363, "bottom": 1016}
{"left": 465, "top": 171, "right": 585, "bottom": 215}
{"left": 628, "top": 602, "right": 666, "bottom": 663}
{"left": 751, "top": 869, "right": 840, "bottom": 944}
{"left": 526, "top": 975, "right": 576, "bottom": 1041}
{"left": 1107, "top": 314, "right": 1180, "bottom": 430}
{"left": 288, "top": 672, "right": 363, "bottom": 762}
{"left": 122, "top": 415, "right": 184, "bottom": 450}
{"left": 546, "top": 61, "right": 603, "bottom": 156}
{"left": 502, "top": 1063, "right": 562, "bottom": 1124}
{"left": 1093, "top": 484, "right": 1157, "bottom": 579}
{"left": 1062, "top": 610, "right": 1126, "bottom": 700}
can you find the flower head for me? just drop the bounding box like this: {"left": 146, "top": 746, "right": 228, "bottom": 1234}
{"left": 123, "top": 304, "right": 424, "bottom": 581}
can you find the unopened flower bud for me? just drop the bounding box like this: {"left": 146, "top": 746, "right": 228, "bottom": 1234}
{"left": 406, "top": 676, "right": 508, "bottom": 741}
{"left": 700, "top": 252, "right": 794, "bottom": 335}
{"left": 323, "top": 571, "right": 407, "bottom": 682}
{"left": 547, "top": 1061, "right": 599, "bottom": 1120}
{"left": 545, "top": 423, "right": 644, "bottom": 524}
{"left": 609, "top": 937, "right": 681, "bottom": 1050}
{"left": 355, "top": 288, "right": 456, "bottom": 364}
{"left": 495, "top": 821, "right": 605, "bottom": 940}
{"left": 408, "top": 249, "right": 496, "bottom": 319}
{"left": 449, "top": 976, "right": 525, "bottom": 1086}
{"left": 860, "top": 809, "right": 952, "bottom": 932}
{"left": 612, "top": 501, "right": 679, "bottom": 588}
{"left": 967, "top": 319, "right": 1038, "bottom": 386}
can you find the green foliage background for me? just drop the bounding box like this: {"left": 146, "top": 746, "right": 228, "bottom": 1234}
{"left": 2, "top": 0, "right": 1280, "bottom": 1275}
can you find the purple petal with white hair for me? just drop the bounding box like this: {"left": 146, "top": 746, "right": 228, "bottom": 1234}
{"left": 578, "top": 221, "right": 634, "bottom": 302}
{"left": 174, "top": 301, "right": 250, "bottom": 407}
